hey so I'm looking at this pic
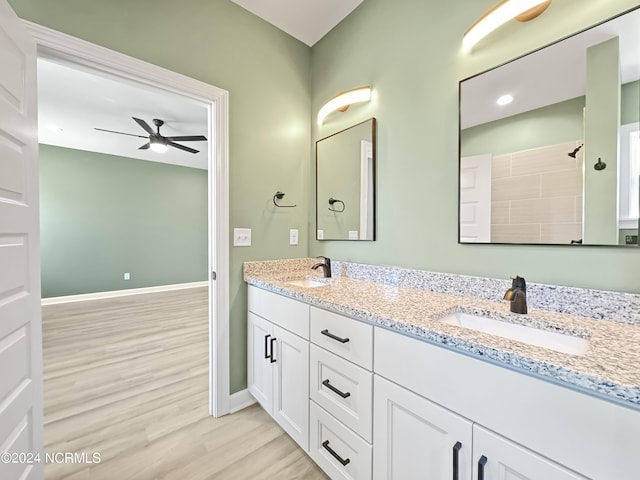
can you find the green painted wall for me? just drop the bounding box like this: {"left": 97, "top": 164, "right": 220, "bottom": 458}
{"left": 10, "top": 0, "right": 311, "bottom": 394}
{"left": 584, "top": 38, "right": 620, "bottom": 245}
{"left": 461, "top": 97, "right": 585, "bottom": 157}
{"left": 40, "top": 145, "right": 207, "bottom": 297}
{"left": 310, "top": 0, "right": 640, "bottom": 294}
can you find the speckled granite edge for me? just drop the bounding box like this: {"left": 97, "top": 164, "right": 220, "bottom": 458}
{"left": 330, "top": 261, "right": 640, "bottom": 326}
{"left": 245, "top": 274, "right": 640, "bottom": 409}
{"left": 244, "top": 258, "right": 640, "bottom": 326}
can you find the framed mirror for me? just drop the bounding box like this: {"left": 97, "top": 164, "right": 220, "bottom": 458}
{"left": 316, "top": 118, "right": 377, "bottom": 241}
{"left": 459, "top": 7, "right": 640, "bottom": 246}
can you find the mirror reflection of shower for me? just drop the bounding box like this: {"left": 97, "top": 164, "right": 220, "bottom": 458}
{"left": 568, "top": 144, "right": 584, "bottom": 158}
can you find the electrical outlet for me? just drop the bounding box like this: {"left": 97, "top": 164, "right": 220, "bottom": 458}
{"left": 234, "top": 228, "right": 251, "bottom": 247}
{"left": 317, "top": 229, "right": 324, "bottom": 240}
{"left": 289, "top": 229, "right": 299, "bottom": 245}
{"left": 124, "top": 272, "right": 130, "bottom": 280}
{"left": 348, "top": 230, "right": 359, "bottom": 240}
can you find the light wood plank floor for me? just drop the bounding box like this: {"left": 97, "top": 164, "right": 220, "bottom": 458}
{"left": 42, "top": 287, "right": 329, "bottom": 480}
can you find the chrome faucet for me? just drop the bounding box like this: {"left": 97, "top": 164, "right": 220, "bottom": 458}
{"left": 503, "top": 276, "right": 527, "bottom": 314}
{"left": 311, "top": 256, "right": 332, "bottom": 278}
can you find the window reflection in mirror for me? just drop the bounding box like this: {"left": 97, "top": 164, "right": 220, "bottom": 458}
{"left": 316, "top": 118, "right": 376, "bottom": 241}
{"left": 459, "top": 7, "right": 640, "bottom": 246}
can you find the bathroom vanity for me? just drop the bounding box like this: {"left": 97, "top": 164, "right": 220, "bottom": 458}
{"left": 245, "top": 258, "right": 640, "bottom": 480}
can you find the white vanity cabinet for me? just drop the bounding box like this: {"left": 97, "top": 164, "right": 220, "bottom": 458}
{"left": 373, "top": 375, "right": 473, "bottom": 480}
{"left": 247, "top": 286, "right": 310, "bottom": 451}
{"left": 309, "top": 307, "right": 374, "bottom": 480}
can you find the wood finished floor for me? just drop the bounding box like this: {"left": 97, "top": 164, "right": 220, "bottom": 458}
{"left": 42, "top": 287, "right": 329, "bottom": 480}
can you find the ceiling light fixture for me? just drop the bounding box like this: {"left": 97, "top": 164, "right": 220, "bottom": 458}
{"left": 463, "top": 0, "right": 552, "bottom": 51}
{"left": 496, "top": 94, "right": 514, "bottom": 105}
{"left": 149, "top": 136, "right": 168, "bottom": 153}
{"left": 317, "top": 86, "right": 372, "bottom": 124}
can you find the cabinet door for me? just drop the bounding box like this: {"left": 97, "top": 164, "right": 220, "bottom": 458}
{"left": 473, "top": 426, "right": 588, "bottom": 480}
{"left": 248, "top": 312, "right": 274, "bottom": 413}
{"left": 373, "top": 375, "right": 472, "bottom": 480}
{"left": 273, "top": 324, "right": 310, "bottom": 451}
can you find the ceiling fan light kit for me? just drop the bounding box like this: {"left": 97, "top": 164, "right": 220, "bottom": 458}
{"left": 94, "top": 117, "right": 207, "bottom": 154}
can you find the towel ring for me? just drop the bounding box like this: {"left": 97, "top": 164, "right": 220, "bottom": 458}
{"left": 328, "top": 198, "right": 345, "bottom": 213}
{"left": 273, "top": 191, "right": 296, "bottom": 208}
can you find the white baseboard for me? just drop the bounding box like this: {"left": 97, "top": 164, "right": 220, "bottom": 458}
{"left": 41, "top": 281, "right": 209, "bottom": 305}
{"left": 229, "top": 389, "right": 256, "bottom": 414}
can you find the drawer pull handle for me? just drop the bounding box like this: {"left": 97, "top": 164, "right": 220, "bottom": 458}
{"left": 264, "top": 334, "right": 271, "bottom": 359}
{"left": 321, "top": 329, "right": 350, "bottom": 343}
{"left": 478, "top": 455, "right": 487, "bottom": 480}
{"left": 322, "top": 379, "right": 351, "bottom": 398}
{"left": 322, "top": 440, "right": 351, "bottom": 466}
{"left": 269, "top": 337, "right": 277, "bottom": 363}
{"left": 452, "top": 441, "right": 462, "bottom": 480}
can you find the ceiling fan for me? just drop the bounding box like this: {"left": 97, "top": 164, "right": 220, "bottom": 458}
{"left": 94, "top": 117, "right": 207, "bottom": 154}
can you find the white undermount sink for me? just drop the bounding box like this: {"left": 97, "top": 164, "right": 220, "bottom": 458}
{"left": 440, "top": 312, "right": 589, "bottom": 356}
{"left": 285, "top": 278, "right": 328, "bottom": 288}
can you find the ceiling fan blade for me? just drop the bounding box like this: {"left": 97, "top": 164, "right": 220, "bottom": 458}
{"left": 94, "top": 127, "right": 147, "bottom": 139}
{"left": 166, "top": 135, "right": 208, "bottom": 142}
{"left": 133, "top": 117, "right": 155, "bottom": 135}
{"left": 168, "top": 141, "right": 199, "bottom": 154}
{"left": 139, "top": 143, "right": 150, "bottom": 150}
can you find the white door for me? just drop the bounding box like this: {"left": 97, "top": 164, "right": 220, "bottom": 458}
{"left": 473, "top": 426, "right": 588, "bottom": 480}
{"left": 272, "top": 325, "right": 309, "bottom": 451}
{"left": 373, "top": 376, "right": 472, "bottom": 480}
{"left": 460, "top": 154, "right": 492, "bottom": 242}
{"left": 0, "top": 2, "right": 43, "bottom": 480}
{"left": 247, "top": 313, "right": 273, "bottom": 413}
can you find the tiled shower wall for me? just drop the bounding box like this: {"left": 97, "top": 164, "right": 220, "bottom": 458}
{"left": 491, "top": 141, "right": 584, "bottom": 244}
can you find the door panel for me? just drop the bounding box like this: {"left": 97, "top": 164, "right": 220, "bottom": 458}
{"left": 373, "top": 376, "right": 472, "bottom": 480}
{"left": 0, "top": 2, "right": 42, "bottom": 480}
{"left": 273, "top": 325, "right": 309, "bottom": 451}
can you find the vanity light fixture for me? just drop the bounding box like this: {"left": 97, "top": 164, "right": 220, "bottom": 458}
{"left": 463, "top": 0, "right": 552, "bottom": 51}
{"left": 317, "top": 86, "right": 372, "bottom": 124}
{"left": 496, "top": 94, "right": 514, "bottom": 106}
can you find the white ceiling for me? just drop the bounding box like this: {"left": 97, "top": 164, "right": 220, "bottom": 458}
{"left": 231, "top": 0, "right": 363, "bottom": 46}
{"left": 37, "top": 59, "right": 209, "bottom": 170}
{"left": 461, "top": 9, "right": 640, "bottom": 129}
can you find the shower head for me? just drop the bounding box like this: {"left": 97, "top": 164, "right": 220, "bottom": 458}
{"left": 568, "top": 144, "right": 583, "bottom": 158}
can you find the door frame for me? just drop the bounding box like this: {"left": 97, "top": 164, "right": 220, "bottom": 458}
{"left": 24, "top": 21, "right": 231, "bottom": 416}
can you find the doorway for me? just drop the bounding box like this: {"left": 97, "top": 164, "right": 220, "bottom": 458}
{"left": 27, "top": 21, "right": 230, "bottom": 417}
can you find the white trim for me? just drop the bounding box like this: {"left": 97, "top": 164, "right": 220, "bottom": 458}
{"left": 41, "top": 281, "right": 208, "bottom": 305}
{"left": 229, "top": 389, "right": 257, "bottom": 414}
{"left": 25, "top": 21, "right": 230, "bottom": 417}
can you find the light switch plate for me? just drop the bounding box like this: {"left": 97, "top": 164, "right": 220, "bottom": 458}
{"left": 289, "top": 229, "right": 299, "bottom": 245}
{"left": 234, "top": 228, "right": 251, "bottom": 247}
{"left": 317, "top": 229, "right": 324, "bottom": 240}
{"left": 124, "top": 272, "right": 130, "bottom": 280}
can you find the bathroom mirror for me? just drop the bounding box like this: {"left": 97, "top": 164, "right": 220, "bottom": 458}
{"left": 316, "top": 118, "right": 376, "bottom": 241}
{"left": 459, "top": 7, "right": 640, "bottom": 246}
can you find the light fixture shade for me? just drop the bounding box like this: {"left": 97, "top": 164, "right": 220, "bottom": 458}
{"left": 150, "top": 137, "right": 168, "bottom": 153}
{"left": 463, "top": 0, "right": 550, "bottom": 51}
{"left": 317, "top": 86, "right": 372, "bottom": 124}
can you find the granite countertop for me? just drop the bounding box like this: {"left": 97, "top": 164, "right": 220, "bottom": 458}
{"left": 244, "top": 260, "right": 640, "bottom": 411}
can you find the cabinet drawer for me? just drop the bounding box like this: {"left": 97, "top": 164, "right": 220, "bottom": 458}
{"left": 310, "top": 401, "right": 372, "bottom": 480}
{"left": 310, "top": 307, "right": 373, "bottom": 370}
{"left": 248, "top": 285, "right": 310, "bottom": 339}
{"left": 310, "top": 345, "right": 373, "bottom": 442}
